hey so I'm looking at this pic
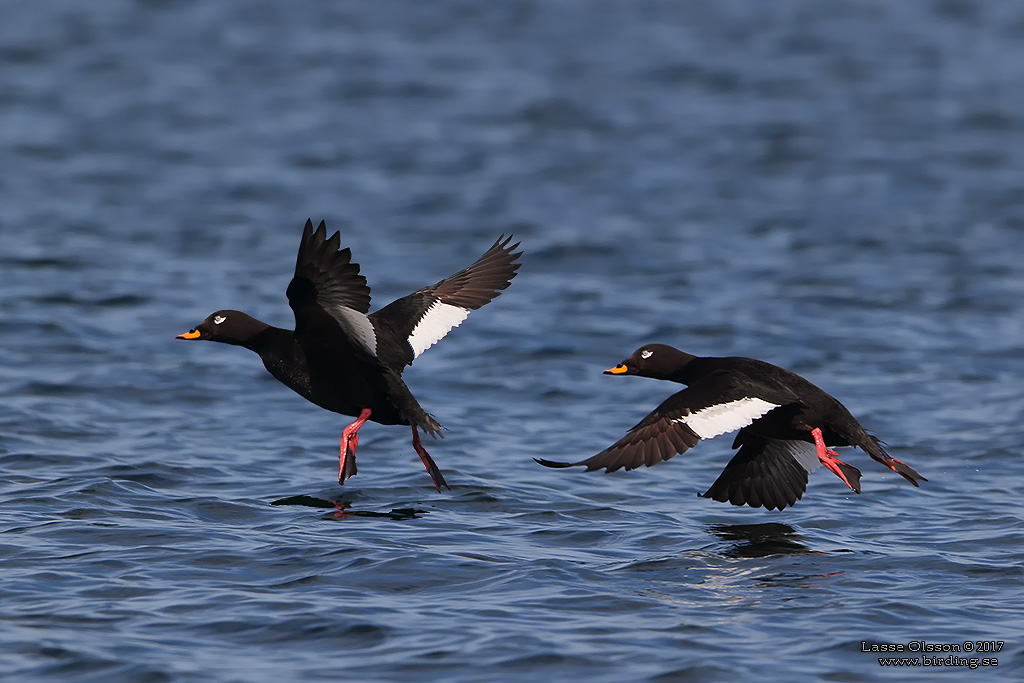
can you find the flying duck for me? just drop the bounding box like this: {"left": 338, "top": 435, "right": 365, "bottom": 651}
{"left": 537, "top": 344, "right": 925, "bottom": 510}
{"left": 178, "top": 219, "right": 522, "bottom": 490}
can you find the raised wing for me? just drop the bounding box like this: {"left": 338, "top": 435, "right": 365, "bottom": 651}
{"left": 370, "top": 235, "right": 522, "bottom": 367}
{"left": 286, "top": 219, "right": 378, "bottom": 356}
{"left": 536, "top": 370, "right": 798, "bottom": 473}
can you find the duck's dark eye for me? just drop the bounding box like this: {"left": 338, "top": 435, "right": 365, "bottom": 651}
{"left": 213, "top": 315, "right": 226, "bottom": 325}
{"left": 640, "top": 349, "right": 653, "bottom": 359}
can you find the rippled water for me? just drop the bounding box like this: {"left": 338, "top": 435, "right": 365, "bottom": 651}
{"left": 3, "top": 1, "right": 1024, "bottom": 680}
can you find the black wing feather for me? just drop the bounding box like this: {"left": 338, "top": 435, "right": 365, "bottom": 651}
{"left": 536, "top": 395, "right": 702, "bottom": 473}
{"left": 537, "top": 370, "right": 801, "bottom": 474}
{"left": 701, "top": 434, "right": 825, "bottom": 511}
{"left": 287, "top": 219, "right": 377, "bottom": 354}
{"left": 370, "top": 235, "right": 522, "bottom": 368}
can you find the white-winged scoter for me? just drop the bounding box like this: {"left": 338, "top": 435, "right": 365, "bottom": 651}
{"left": 537, "top": 344, "right": 925, "bottom": 510}
{"left": 178, "top": 219, "right": 522, "bottom": 491}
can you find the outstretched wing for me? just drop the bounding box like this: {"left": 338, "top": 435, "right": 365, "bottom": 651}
{"left": 286, "top": 219, "right": 378, "bottom": 356}
{"left": 536, "top": 370, "right": 797, "bottom": 473}
{"left": 537, "top": 402, "right": 703, "bottom": 473}
{"left": 370, "top": 235, "right": 522, "bottom": 367}
{"left": 700, "top": 433, "right": 825, "bottom": 511}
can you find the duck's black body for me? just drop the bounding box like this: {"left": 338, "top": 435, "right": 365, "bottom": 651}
{"left": 537, "top": 344, "right": 925, "bottom": 510}
{"left": 244, "top": 322, "right": 408, "bottom": 426}
{"left": 178, "top": 219, "right": 522, "bottom": 490}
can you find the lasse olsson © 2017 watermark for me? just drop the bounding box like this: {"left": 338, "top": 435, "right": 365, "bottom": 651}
{"left": 861, "top": 641, "right": 1002, "bottom": 669}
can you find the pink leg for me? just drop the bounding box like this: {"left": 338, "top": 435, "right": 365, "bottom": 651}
{"left": 338, "top": 408, "right": 372, "bottom": 484}
{"left": 811, "top": 427, "right": 861, "bottom": 493}
{"left": 411, "top": 425, "right": 450, "bottom": 492}
{"left": 880, "top": 454, "right": 925, "bottom": 486}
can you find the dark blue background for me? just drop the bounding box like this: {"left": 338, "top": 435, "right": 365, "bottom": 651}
{"left": 2, "top": 1, "right": 1023, "bottom": 680}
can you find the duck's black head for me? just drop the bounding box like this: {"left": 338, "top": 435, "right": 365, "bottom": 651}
{"left": 604, "top": 344, "right": 697, "bottom": 381}
{"left": 176, "top": 310, "right": 267, "bottom": 346}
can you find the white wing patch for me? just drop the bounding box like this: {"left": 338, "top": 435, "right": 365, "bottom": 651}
{"left": 408, "top": 301, "right": 470, "bottom": 358}
{"left": 766, "top": 439, "right": 821, "bottom": 474}
{"left": 675, "top": 397, "right": 779, "bottom": 440}
{"left": 329, "top": 306, "right": 378, "bottom": 357}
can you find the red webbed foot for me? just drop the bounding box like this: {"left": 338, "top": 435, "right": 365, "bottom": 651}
{"left": 411, "top": 425, "right": 450, "bottom": 492}
{"left": 811, "top": 427, "right": 862, "bottom": 493}
{"left": 338, "top": 408, "right": 372, "bottom": 485}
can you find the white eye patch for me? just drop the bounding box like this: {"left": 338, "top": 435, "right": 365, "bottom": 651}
{"left": 213, "top": 315, "right": 226, "bottom": 325}
{"left": 640, "top": 349, "right": 653, "bottom": 359}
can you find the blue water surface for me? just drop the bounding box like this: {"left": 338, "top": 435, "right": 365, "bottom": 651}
{"left": 2, "top": 1, "right": 1024, "bottom": 680}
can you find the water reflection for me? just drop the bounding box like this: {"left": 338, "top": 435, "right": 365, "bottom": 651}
{"left": 270, "top": 495, "right": 427, "bottom": 520}
{"left": 706, "top": 523, "right": 811, "bottom": 558}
